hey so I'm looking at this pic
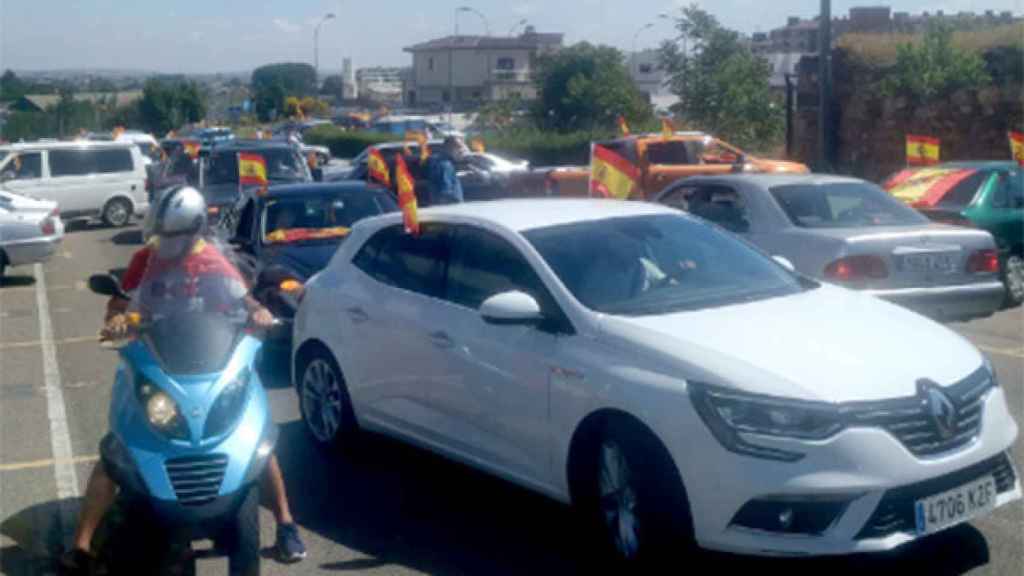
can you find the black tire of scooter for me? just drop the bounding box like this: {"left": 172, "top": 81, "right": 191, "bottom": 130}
{"left": 225, "top": 484, "right": 260, "bottom": 576}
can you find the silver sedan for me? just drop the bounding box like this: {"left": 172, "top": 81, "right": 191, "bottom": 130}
{"left": 0, "top": 189, "right": 64, "bottom": 277}
{"left": 655, "top": 174, "right": 1004, "bottom": 321}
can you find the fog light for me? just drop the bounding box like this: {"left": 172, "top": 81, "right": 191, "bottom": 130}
{"left": 732, "top": 497, "right": 853, "bottom": 535}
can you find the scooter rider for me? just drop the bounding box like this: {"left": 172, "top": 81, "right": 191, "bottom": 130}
{"left": 61, "top": 186, "right": 307, "bottom": 572}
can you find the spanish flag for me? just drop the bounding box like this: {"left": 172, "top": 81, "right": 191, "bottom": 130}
{"left": 1009, "top": 131, "right": 1024, "bottom": 167}
{"left": 414, "top": 132, "right": 430, "bottom": 164}
{"left": 394, "top": 154, "right": 420, "bottom": 235}
{"left": 470, "top": 138, "right": 486, "bottom": 153}
{"left": 617, "top": 115, "right": 630, "bottom": 136}
{"left": 906, "top": 135, "right": 940, "bottom": 166}
{"left": 368, "top": 147, "right": 391, "bottom": 188}
{"left": 238, "top": 152, "right": 268, "bottom": 187}
{"left": 183, "top": 140, "right": 201, "bottom": 160}
{"left": 590, "top": 144, "right": 640, "bottom": 200}
{"left": 661, "top": 118, "right": 674, "bottom": 139}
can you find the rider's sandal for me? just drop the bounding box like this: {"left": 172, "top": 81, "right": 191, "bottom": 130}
{"left": 57, "top": 548, "right": 95, "bottom": 575}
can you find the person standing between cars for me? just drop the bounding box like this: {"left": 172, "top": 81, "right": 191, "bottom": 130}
{"left": 60, "top": 186, "right": 307, "bottom": 573}
{"left": 427, "top": 136, "right": 465, "bottom": 204}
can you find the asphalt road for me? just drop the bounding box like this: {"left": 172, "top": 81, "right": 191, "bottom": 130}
{"left": 0, "top": 222, "right": 1021, "bottom": 575}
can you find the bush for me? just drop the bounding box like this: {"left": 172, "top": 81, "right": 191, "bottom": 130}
{"left": 479, "top": 129, "right": 612, "bottom": 166}
{"left": 881, "top": 22, "right": 991, "bottom": 103}
{"left": 303, "top": 126, "right": 401, "bottom": 158}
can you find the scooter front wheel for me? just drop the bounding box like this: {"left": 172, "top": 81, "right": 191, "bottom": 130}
{"left": 224, "top": 484, "right": 260, "bottom": 576}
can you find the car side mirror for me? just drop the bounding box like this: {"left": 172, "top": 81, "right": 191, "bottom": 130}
{"left": 772, "top": 255, "right": 796, "bottom": 272}
{"left": 89, "top": 274, "right": 127, "bottom": 299}
{"left": 480, "top": 291, "right": 543, "bottom": 326}
{"left": 312, "top": 167, "right": 324, "bottom": 182}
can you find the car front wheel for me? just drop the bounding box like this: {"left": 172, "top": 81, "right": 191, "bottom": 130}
{"left": 297, "top": 346, "right": 356, "bottom": 448}
{"left": 102, "top": 198, "right": 132, "bottom": 227}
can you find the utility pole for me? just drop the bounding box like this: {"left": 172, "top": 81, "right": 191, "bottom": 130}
{"left": 817, "top": 0, "right": 832, "bottom": 171}
{"left": 314, "top": 13, "right": 336, "bottom": 86}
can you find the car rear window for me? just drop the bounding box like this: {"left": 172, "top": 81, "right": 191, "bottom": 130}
{"left": 50, "top": 148, "right": 133, "bottom": 176}
{"left": 936, "top": 170, "right": 988, "bottom": 207}
{"left": 771, "top": 182, "right": 927, "bottom": 228}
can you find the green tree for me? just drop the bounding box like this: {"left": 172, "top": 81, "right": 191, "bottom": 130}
{"left": 0, "top": 69, "right": 27, "bottom": 101}
{"left": 320, "top": 74, "right": 345, "bottom": 97}
{"left": 137, "top": 78, "right": 206, "bottom": 135}
{"left": 252, "top": 63, "right": 317, "bottom": 121}
{"left": 659, "top": 4, "right": 783, "bottom": 148}
{"left": 531, "top": 43, "right": 652, "bottom": 132}
{"left": 882, "top": 22, "right": 991, "bottom": 103}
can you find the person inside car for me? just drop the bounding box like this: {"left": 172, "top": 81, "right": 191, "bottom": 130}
{"left": 60, "top": 186, "right": 307, "bottom": 573}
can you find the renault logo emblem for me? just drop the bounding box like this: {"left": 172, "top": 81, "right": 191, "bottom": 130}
{"left": 919, "top": 380, "right": 957, "bottom": 439}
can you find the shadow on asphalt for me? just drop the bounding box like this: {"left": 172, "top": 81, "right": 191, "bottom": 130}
{"left": 272, "top": 420, "right": 993, "bottom": 576}
{"left": 0, "top": 274, "right": 36, "bottom": 288}
{"left": 109, "top": 229, "right": 144, "bottom": 246}
{"left": 0, "top": 498, "right": 67, "bottom": 574}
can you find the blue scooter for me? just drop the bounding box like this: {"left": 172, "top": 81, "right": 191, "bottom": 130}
{"left": 88, "top": 271, "right": 277, "bottom": 575}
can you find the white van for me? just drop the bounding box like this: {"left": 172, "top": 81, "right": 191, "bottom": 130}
{"left": 0, "top": 141, "right": 149, "bottom": 226}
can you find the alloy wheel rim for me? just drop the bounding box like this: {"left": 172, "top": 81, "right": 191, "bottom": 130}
{"left": 108, "top": 203, "right": 128, "bottom": 225}
{"left": 1007, "top": 256, "right": 1024, "bottom": 302}
{"left": 598, "top": 441, "right": 640, "bottom": 559}
{"left": 301, "top": 359, "right": 343, "bottom": 442}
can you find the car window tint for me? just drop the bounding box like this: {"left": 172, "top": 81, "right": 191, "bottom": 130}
{"left": 12, "top": 152, "right": 42, "bottom": 179}
{"left": 937, "top": 170, "right": 987, "bottom": 207}
{"left": 683, "top": 185, "right": 751, "bottom": 233}
{"left": 94, "top": 149, "right": 134, "bottom": 173}
{"left": 354, "top": 224, "right": 449, "bottom": 298}
{"left": 771, "top": 182, "right": 926, "bottom": 228}
{"left": 236, "top": 200, "right": 255, "bottom": 241}
{"left": 49, "top": 149, "right": 96, "bottom": 177}
{"left": 1008, "top": 171, "right": 1024, "bottom": 205}
{"left": 646, "top": 141, "right": 691, "bottom": 165}
{"left": 446, "top": 227, "right": 546, "bottom": 309}
{"left": 659, "top": 186, "right": 697, "bottom": 210}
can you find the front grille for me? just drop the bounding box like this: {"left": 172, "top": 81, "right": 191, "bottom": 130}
{"left": 844, "top": 367, "right": 993, "bottom": 457}
{"left": 165, "top": 454, "right": 228, "bottom": 506}
{"left": 856, "top": 452, "right": 1017, "bottom": 540}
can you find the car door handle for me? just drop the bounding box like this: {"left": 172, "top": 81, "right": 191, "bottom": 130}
{"left": 429, "top": 331, "right": 454, "bottom": 349}
{"left": 346, "top": 306, "right": 369, "bottom": 324}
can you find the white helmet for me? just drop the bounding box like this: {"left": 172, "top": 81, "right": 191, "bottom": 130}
{"left": 153, "top": 186, "right": 206, "bottom": 238}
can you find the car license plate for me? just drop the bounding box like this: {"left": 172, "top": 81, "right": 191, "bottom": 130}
{"left": 903, "top": 253, "right": 956, "bottom": 273}
{"left": 915, "top": 475, "right": 997, "bottom": 535}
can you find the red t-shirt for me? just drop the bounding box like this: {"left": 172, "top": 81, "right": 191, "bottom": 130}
{"left": 121, "top": 239, "right": 244, "bottom": 292}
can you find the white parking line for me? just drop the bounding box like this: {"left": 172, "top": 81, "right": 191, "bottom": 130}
{"left": 33, "top": 263, "right": 80, "bottom": 550}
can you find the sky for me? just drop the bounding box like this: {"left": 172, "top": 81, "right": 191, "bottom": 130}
{"left": 0, "top": 0, "right": 1020, "bottom": 74}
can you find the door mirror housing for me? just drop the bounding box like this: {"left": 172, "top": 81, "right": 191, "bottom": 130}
{"left": 772, "top": 255, "right": 796, "bottom": 272}
{"left": 480, "top": 291, "right": 543, "bottom": 326}
{"left": 89, "top": 274, "right": 127, "bottom": 299}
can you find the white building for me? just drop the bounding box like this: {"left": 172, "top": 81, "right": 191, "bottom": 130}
{"left": 342, "top": 58, "right": 358, "bottom": 101}
{"left": 628, "top": 49, "right": 669, "bottom": 99}
{"left": 355, "top": 67, "right": 406, "bottom": 103}
{"left": 403, "top": 27, "right": 563, "bottom": 108}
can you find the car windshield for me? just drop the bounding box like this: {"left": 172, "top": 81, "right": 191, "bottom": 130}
{"left": 263, "top": 193, "right": 395, "bottom": 244}
{"left": 771, "top": 182, "right": 928, "bottom": 228}
{"left": 207, "top": 149, "right": 307, "bottom": 185}
{"left": 525, "top": 214, "right": 804, "bottom": 316}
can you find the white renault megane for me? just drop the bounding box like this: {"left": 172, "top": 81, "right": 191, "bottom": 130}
{"left": 291, "top": 199, "right": 1019, "bottom": 562}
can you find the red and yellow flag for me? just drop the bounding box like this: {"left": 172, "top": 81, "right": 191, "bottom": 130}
{"left": 394, "top": 154, "right": 420, "bottom": 235}
{"left": 367, "top": 147, "right": 391, "bottom": 188}
{"left": 616, "top": 115, "right": 630, "bottom": 136}
{"left": 414, "top": 132, "right": 430, "bottom": 164}
{"left": 885, "top": 167, "right": 977, "bottom": 207}
{"left": 661, "top": 118, "right": 674, "bottom": 139}
{"left": 1009, "top": 131, "right": 1024, "bottom": 167}
{"left": 590, "top": 144, "right": 640, "bottom": 200}
{"left": 238, "top": 152, "right": 268, "bottom": 187}
{"left": 906, "top": 135, "right": 940, "bottom": 166}
{"left": 470, "top": 138, "right": 486, "bottom": 153}
{"left": 183, "top": 140, "right": 201, "bottom": 160}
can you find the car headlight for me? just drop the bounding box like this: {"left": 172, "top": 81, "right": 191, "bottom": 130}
{"left": 203, "top": 367, "right": 252, "bottom": 439}
{"left": 137, "top": 380, "right": 189, "bottom": 441}
{"left": 689, "top": 383, "right": 844, "bottom": 462}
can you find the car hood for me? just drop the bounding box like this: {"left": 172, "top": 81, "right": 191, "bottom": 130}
{"left": 597, "top": 284, "right": 982, "bottom": 403}
{"left": 265, "top": 242, "right": 341, "bottom": 279}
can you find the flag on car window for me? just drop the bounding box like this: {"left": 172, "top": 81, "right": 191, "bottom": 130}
{"left": 906, "top": 135, "right": 940, "bottom": 166}
{"left": 590, "top": 144, "right": 640, "bottom": 200}
{"left": 183, "top": 140, "right": 201, "bottom": 160}
{"left": 470, "top": 139, "right": 486, "bottom": 153}
{"left": 661, "top": 118, "right": 674, "bottom": 139}
{"left": 238, "top": 152, "right": 268, "bottom": 187}
{"left": 394, "top": 154, "right": 420, "bottom": 235}
{"left": 1009, "top": 131, "right": 1024, "bottom": 167}
{"left": 884, "top": 167, "right": 977, "bottom": 207}
{"left": 368, "top": 147, "right": 391, "bottom": 188}
{"left": 616, "top": 115, "right": 630, "bottom": 136}
{"left": 414, "top": 132, "right": 430, "bottom": 164}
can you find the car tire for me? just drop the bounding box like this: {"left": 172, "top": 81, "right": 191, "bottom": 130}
{"left": 0, "top": 250, "right": 6, "bottom": 277}
{"left": 576, "top": 417, "right": 694, "bottom": 566}
{"left": 296, "top": 345, "right": 357, "bottom": 450}
{"left": 224, "top": 484, "right": 260, "bottom": 576}
{"left": 101, "top": 198, "right": 133, "bottom": 228}
{"left": 1002, "top": 253, "right": 1024, "bottom": 307}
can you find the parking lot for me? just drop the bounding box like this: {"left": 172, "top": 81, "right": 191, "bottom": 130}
{"left": 0, "top": 221, "right": 1017, "bottom": 575}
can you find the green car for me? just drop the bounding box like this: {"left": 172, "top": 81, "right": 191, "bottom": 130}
{"left": 885, "top": 161, "right": 1024, "bottom": 305}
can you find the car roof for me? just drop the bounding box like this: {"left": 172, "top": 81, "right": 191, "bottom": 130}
{"left": 211, "top": 140, "right": 295, "bottom": 152}
{"left": 264, "top": 182, "right": 389, "bottom": 199}
{"left": 935, "top": 161, "right": 1018, "bottom": 170}
{"left": 674, "top": 173, "right": 867, "bottom": 190}
{"left": 365, "top": 199, "right": 676, "bottom": 233}
{"left": 0, "top": 140, "right": 139, "bottom": 151}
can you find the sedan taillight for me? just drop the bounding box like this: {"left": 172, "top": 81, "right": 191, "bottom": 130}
{"left": 40, "top": 208, "right": 59, "bottom": 235}
{"left": 823, "top": 255, "right": 889, "bottom": 281}
{"left": 966, "top": 249, "right": 999, "bottom": 274}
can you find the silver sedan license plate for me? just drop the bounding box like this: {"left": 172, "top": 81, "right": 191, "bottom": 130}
{"left": 904, "top": 253, "right": 956, "bottom": 273}
{"left": 915, "top": 475, "right": 997, "bottom": 535}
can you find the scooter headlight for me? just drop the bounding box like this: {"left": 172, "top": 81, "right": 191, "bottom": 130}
{"left": 147, "top": 392, "right": 178, "bottom": 427}
{"left": 203, "top": 367, "right": 252, "bottom": 439}
{"left": 137, "top": 380, "right": 189, "bottom": 441}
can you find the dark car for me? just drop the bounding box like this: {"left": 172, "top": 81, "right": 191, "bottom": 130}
{"left": 204, "top": 140, "right": 315, "bottom": 227}
{"left": 229, "top": 182, "right": 397, "bottom": 346}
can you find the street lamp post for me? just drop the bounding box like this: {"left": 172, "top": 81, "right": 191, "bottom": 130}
{"left": 631, "top": 23, "right": 655, "bottom": 78}
{"left": 314, "top": 13, "right": 336, "bottom": 84}
{"left": 450, "top": 7, "right": 491, "bottom": 124}
{"left": 508, "top": 18, "right": 527, "bottom": 37}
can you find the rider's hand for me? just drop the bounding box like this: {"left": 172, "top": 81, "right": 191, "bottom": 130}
{"left": 250, "top": 306, "right": 276, "bottom": 329}
{"left": 100, "top": 314, "right": 130, "bottom": 341}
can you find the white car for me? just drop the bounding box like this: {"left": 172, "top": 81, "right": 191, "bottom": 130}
{"left": 0, "top": 188, "right": 64, "bottom": 276}
{"left": 292, "top": 199, "right": 1020, "bottom": 562}
{"left": 0, "top": 141, "right": 149, "bottom": 227}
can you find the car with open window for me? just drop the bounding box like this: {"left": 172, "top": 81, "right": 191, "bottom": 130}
{"left": 291, "top": 198, "right": 1019, "bottom": 564}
